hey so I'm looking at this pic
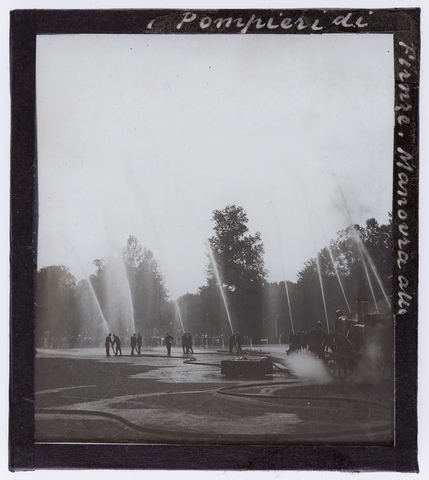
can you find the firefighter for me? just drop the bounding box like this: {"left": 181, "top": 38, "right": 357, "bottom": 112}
{"left": 165, "top": 332, "right": 174, "bottom": 356}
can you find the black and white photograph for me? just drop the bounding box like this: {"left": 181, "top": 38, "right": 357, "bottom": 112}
{"left": 8, "top": 4, "right": 420, "bottom": 473}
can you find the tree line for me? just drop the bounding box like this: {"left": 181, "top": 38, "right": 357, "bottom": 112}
{"left": 35, "top": 205, "right": 392, "bottom": 347}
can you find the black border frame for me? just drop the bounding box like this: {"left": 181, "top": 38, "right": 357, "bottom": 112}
{"left": 9, "top": 8, "right": 419, "bottom": 472}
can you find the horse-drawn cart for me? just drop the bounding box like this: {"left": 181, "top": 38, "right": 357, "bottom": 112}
{"left": 297, "top": 313, "right": 393, "bottom": 379}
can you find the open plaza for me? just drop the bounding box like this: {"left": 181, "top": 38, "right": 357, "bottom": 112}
{"left": 35, "top": 344, "right": 393, "bottom": 445}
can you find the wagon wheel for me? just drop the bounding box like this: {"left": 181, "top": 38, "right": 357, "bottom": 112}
{"left": 322, "top": 333, "right": 356, "bottom": 378}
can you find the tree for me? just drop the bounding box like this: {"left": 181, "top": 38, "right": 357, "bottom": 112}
{"left": 295, "top": 217, "right": 393, "bottom": 332}
{"left": 329, "top": 218, "right": 392, "bottom": 304}
{"left": 122, "top": 235, "right": 144, "bottom": 270}
{"left": 209, "top": 205, "right": 266, "bottom": 291}
{"left": 207, "top": 205, "right": 267, "bottom": 340}
{"left": 122, "top": 236, "right": 171, "bottom": 335}
{"left": 87, "top": 236, "right": 172, "bottom": 340}
{"left": 35, "top": 265, "right": 78, "bottom": 348}
{"left": 176, "top": 293, "right": 204, "bottom": 333}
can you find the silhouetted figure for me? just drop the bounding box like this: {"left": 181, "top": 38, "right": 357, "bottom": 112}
{"left": 235, "top": 332, "right": 242, "bottom": 355}
{"left": 307, "top": 322, "right": 327, "bottom": 358}
{"left": 287, "top": 330, "right": 295, "bottom": 355}
{"left": 182, "top": 332, "right": 188, "bottom": 355}
{"left": 295, "top": 332, "right": 302, "bottom": 351}
{"left": 130, "top": 333, "right": 137, "bottom": 356}
{"left": 187, "top": 332, "right": 194, "bottom": 354}
{"left": 137, "top": 333, "right": 142, "bottom": 355}
{"left": 165, "top": 332, "right": 174, "bottom": 356}
{"left": 229, "top": 334, "right": 235, "bottom": 353}
{"left": 113, "top": 334, "right": 122, "bottom": 356}
{"left": 335, "top": 310, "right": 349, "bottom": 336}
{"left": 105, "top": 333, "right": 112, "bottom": 356}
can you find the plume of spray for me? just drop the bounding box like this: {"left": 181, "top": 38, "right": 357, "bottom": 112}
{"left": 312, "top": 148, "right": 392, "bottom": 314}
{"left": 86, "top": 278, "right": 111, "bottom": 335}
{"left": 270, "top": 203, "right": 295, "bottom": 333}
{"left": 121, "top": 164, "right": 187, "bottom": 332}
{"left": 289, "top": 171, "right": 331, "bottom": 333}
{"left": 173, "top": 300, "right": 185, "bottom": 332}
{"left": 101, "top": 253, "right": 137, "bottom": 335}
{"left": 58, "top": 226, "right": 137, "bottom": 337}
{"left": 325, "top": 243, "right": 352, "bottom": 315}
{"left": 155, "top": 259, "right": 185, "bottom": 333}
{"left": 327, "top": 172, "right": 393, "bottom": 313}
{"left": 154, "top": 253, "right": 185, "bottom": 332}
{"left": 205, "top": 240, "right": 234, "bottom": 335}
{"left": 120, "top": 255, "right": 136, "bottom": 330}
{"left": 315, "top": 254, "right": 330, "bottom": 333}
{"left": 142, "top": 164, "right": 235, "bottom": 337}
{"left": 326, "top": 183, "right": 379, "bottom": 312}
{"left": 324, "top": 177, "right": 395, "bottom": 384}
{"left": 289, "top": 169, "right": 352, "bottom": 317}
{"left": 101, "top": 223, "right": 137, "bottom": 334}
{"left": 305, "top": 196, "right": 352, "bottom": 316}
{"left": 59, "top": 239, "right": 111, "bottom": 335}
{"left": 156, "top": 260, "right": 185, "bottom": 332}
{"left": 352, "top": 230, "right": 392, "bottom": 309}
{"left": 349, "top": 225, "right": 379, "bottom": 313}
{"left": 286, "top": 352, "right": 333, "bottom": 385}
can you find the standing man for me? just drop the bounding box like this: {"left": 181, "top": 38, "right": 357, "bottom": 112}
{"left": 287, "top": 330, "right": 295, "bottom": 355}
{"left": 130, "top": 333, "right": 137, "bottom": 356}
{"left": 182, "top": 331, "right": 188, "bottom": 355}
{"left": 113, "top": 334, "right": 122, "bottom": 356}
{"left": 187, "top": 332, "right": 194, "bottom": 354}
{"left": 335, "top": 310, "right": 349, "bottom": 336}
{"left": 137, "top": 333, "right": 143, "bottom": 355}
{"left": 229, "top": 333, "right": 235, "bottom": 354}
{"left": 105, "top": 333, "right": 112, "bottom": 357}
{"left": 165, "top": 332, "right": 174, "bottom": 356}
{"left": 235, "top": 332, "right": 242, "bottom": 355}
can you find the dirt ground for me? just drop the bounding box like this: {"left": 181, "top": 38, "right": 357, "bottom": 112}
{"left": 34, "top": 345, "right": 394, "bottom": 445}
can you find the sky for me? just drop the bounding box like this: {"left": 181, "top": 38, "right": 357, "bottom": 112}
{"left": 36, "top": 32, "right": 394, "bottom": 298}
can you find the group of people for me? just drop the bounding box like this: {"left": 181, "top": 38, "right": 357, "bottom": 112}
{"left": 193, "top": 333, "right": 224, "bottom": 347}
{"left": 105, "top": 330, "right": 245, "bottom": 357}
{"left": 105, "top": 333, "right": 121, "bottom": 356}
{"left": 181, "top": 332, "right": 194, "bottom": 355}
{"left": 130, "top": 333, "right": 143, "bottom": 356}
{"left": 228, "top": 332, "right": 242, "bottom": 355}
{"left": 287, "top": 330, "right": 308, "bottom": 354}
{"left": 105, "top": 332, "right": 143, "bottom": 357}
{"left": 287, "top": 322, "right": 327, "bottom": 356}
{"left": 287, "top": 310, "right": 356, "bottom": 357}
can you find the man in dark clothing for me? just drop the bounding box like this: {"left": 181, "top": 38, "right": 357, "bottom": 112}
{"left": 287, "top": 330, "right": 295, "bottom": 355}
{"left": 182, "top": 332, "right": 188, "bottom": 355}
{"left": 187, "top": 332, "right": 194, "bottom": 354}
{"left": 113, "top": 334, "right": 122, "bottom": 356}
{"left": 229, "top": 334, "right": 235, "bottom": 353}
{"left": 235, "top": 332, "right": 242, "bottom": 355}
{"left": 165, "top": 332, "right": 174, "bottom": 356}
{"left": 105, "top": 333, "right": 112, "bottom": 356}
{"left": 130, "top": 333, "right": 137, "bottom": 356}
{"left": 335, "top": 310, "right": 349, "bottom": 336}
{"left": 137, "top": 333, "right": 142, "bottom": 355}
{"left": 307, "top": 322, "right": 327, "bottom": 358}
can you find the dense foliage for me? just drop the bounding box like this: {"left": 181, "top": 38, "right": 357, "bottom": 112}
{"left": 35, "top": 211, "right": 392, "bottom": 347}
{"left": 35, "top": 236, "right": 172, "bottom": 348}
